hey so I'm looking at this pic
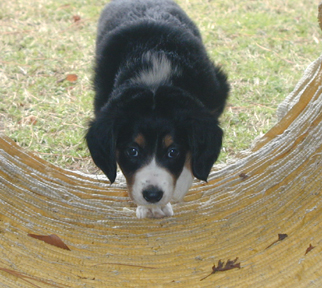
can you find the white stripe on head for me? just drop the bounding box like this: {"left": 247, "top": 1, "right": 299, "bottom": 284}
{"left": 132, "top": 52, "right": 179, "bottom": 89}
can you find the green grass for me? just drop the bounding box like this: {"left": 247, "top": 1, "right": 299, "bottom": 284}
{"left": 1, "top": 0, "right": 321, "bottom": 173}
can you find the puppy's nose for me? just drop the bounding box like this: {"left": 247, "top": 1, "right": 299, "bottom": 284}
{"left": 143, "top": 186, "right": 163, "bottom": 203}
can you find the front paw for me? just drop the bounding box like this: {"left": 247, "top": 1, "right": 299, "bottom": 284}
{"left": 136, "top": 203, "right": 174, "bottom": 219}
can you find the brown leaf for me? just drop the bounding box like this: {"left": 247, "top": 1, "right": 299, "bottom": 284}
{"left": 239, "top": 173, "right": 249, "bottom": 180}
{"left": 0, "top": 267, "right": 41, "bottom": 288}
{"left": 18, "top": 115, "right": 37, "bottom": 125}
{"left": 200, "top": 257, "right": 240, "bottom": 281}
{"left": 57, "top": 74, "right": 78, "bottom": 83}
{"left": 73, "top": 15, "right": 81, "bottom": 22}
{"left": 278, "top": 233, "right": 288, "bottom": 241}
{"left": 305, "top": 244, "right": 315, "bottom": 256}
{"left": 265, "top": 233, "right": 288, "bottom": 249}
{"left": 0, "top": 267, "right": 67, "bottom": 287}
{"left": 66, "top": 74, "right": 78, "bottom": 82}
{"left": 28, "top": 233, "right": 71, "bottom": 251}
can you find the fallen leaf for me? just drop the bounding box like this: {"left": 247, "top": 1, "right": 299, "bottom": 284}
{"left": 77, "top": 276, "right": 95, "bottom": 280}
{"left": 266, "top": 233, "right": 288, "bottom": 249}
{"left": 200, "top": 257, "right": 241, "bottom": 281}
{"left": 18, "top": 115, "right": 37, "bottom": 125}
{"left": 0, "top": 267, "right": 41, "bottom": 288}
{"left": 28, "top": 233, "right": 71, "bottom": 251}
{"left": 0, "top": 267, "right": 67, "bottom": 287}
{"left": 278, "top": 234, "right": 288, "bottom": 241}
{"left": 73, "top": 15, "right": 81, "bottom": 22}
{"left": 66, "top": 74, "right": 78, "bottom": 82}
{"left": 305, "top": 244, "right": 315, "bottom": 255}
{"left": 57, "top": 74, "right": 78, "bottom": 83}
{"left": 239, "top": 173, "right": 249, "bottom": 180}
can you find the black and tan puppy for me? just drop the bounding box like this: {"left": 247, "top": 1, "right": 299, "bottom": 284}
{"left": 86, "top": 0, "right": 229, "bottom": 218}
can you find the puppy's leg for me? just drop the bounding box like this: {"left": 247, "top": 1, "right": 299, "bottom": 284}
{"left": 136, "top": 206, "right": 153, "bottom": 219}
{"left": 136, "top": 203, "right": 174, "bottom": 219}
{"left": 156, "top": 202, "right": 174, "bottom": 218}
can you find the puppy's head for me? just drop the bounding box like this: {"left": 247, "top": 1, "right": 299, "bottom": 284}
{"left": 86, "top": 86, "right": 223, "bottom": 205}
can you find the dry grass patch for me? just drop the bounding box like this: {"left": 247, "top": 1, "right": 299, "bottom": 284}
{"left": 1, "top": 0, "right": 321, "bottom": 173}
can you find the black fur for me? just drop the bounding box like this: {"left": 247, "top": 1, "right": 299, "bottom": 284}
{"left": 86, "top": 0, "right": 229, "bottom": 183}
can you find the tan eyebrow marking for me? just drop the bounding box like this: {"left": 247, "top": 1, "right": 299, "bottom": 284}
{"left": 134, "top": 133, "right": 146, "bottom": 147}
{"left": 163, "top": 134, "right": 173, "bottom": 148}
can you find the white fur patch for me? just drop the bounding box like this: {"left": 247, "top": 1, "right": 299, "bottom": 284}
{"left": 131, "top": 158, "right": 174, "bottom": 207}
{"left": 132, "top": 52, "right": 177, "bottom": 89}
{"left": 130, "top": 155, "right": 193, "bottom": 219}
{"left": 172, "top": 166, "right": 194, "bottom": 202}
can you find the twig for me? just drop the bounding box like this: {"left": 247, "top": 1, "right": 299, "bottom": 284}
{"left": 0, "top": 267, "right": 68, "bottom": 288}
{"left": 33, "top": 151, "right": 90, "bottom": 161}
{"left": 255, "top": 43, "right": 295, "bottom": 64}
{"left": 200, "top": 258, "right": 240, "bottom": 281}
{"left": 92, "top": 262, "right": 156, "bottom": 269}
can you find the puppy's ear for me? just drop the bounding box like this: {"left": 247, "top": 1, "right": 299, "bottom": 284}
{"left": 188, "top": 117, "right": 223, "bottom": 182}
{"left": 85, "top": 117, "right": 117, "bottom": 183}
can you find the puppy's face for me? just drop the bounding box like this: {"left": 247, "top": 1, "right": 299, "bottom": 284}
{"left": 86, "top": 87, "right": 224, "bottom": 209}
{"left": 117, "top": 126, "right": 188, "bottom": 207}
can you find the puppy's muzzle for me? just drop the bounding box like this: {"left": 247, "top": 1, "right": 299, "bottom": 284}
{"left": 142, "top": 186, "right": 164, "bottom": 203}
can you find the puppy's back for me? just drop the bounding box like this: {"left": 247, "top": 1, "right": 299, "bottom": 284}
{"left": 96, "top": 0, "right": 201, "bottom": 46}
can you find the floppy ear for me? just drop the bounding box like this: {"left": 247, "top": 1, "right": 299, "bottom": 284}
{"left": 188, "top": 117, "right": 223, "bottom": 182}
{"left": 85, "top": 117, "right": 117, "bottom": 183}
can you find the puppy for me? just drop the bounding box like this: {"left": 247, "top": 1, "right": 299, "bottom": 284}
{"left": 86, "top": 0, "right": 229, "bottom": 218}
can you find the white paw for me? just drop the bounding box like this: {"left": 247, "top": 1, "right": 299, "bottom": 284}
{"left": 136, "top": 203, "right": 174, "bottom": 219}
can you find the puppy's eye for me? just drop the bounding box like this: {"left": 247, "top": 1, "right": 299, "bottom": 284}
{"left": 167, "top": 148, "right": 179, "bottom": 159}
{"left": 127, "top": 147, "right": 139, "bottom": 158}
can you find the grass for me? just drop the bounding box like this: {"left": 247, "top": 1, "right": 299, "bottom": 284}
{"left": 0, "top": 0, "right": 321, "bottom": 174}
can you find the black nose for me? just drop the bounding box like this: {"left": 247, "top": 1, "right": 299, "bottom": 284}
{"left": 143, "top": 186, "right": 164, "bottom": 203}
